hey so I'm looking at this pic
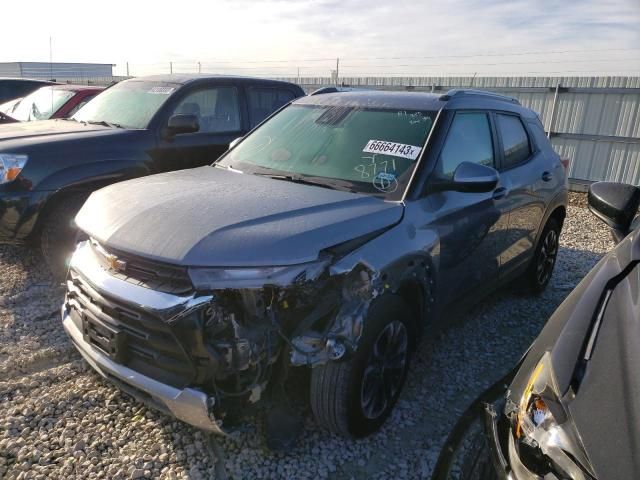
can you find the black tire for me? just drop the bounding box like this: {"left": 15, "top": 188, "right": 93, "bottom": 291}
{"left": 40, "top": 196, "right": 86, "bottom": 279}
{"left": 460, "top": 428, "right": 498, "bottom": 480}
{"left": 310, "top": 295, "right": 416, "bottom": 438}
{"left": 525, "top": 217, "right": 561, "bottom": 293}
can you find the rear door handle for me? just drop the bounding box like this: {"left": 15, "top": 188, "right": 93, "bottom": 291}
{"left": 542, "top": 171, "right": 553, "bottom": 182}
{"left": 492, "top": 187, "right": 508, "bottom": 200}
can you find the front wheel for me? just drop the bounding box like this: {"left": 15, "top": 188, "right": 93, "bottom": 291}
{"left": 310, "top": 295, "right": 416, "bottom": 438}
{"left": 40, "top": 196, "right": 86, "bottom": 279}
{"left": 525, "top": 217, "right": 561, "bottom": 293}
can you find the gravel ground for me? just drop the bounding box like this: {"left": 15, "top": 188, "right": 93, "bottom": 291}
{"left": 0, "top": 194, "right": 615, "bottom": 479}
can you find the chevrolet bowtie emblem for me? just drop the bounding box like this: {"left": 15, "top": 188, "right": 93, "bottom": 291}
{"left": 106, "top": 254, "right": 127, "bottom": 273}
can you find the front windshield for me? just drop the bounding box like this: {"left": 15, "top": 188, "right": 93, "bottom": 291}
{"left": 9, "top": 86, "right": 74, "bottom": 121}
{"left": 73, "top": 81, "right": 178, "bottom": 129}
{"left": 218, "top": 104, "right": 435, "bottom": 200}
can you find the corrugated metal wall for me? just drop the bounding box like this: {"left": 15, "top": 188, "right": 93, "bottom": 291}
{"left": 282, "top": 76, "right": 640, "bottom": 186}
{"left": 0, "top": 62, "right": 113, "bottom": 83}
{"left": 0, "top": 63, "right": 21, "bottom": 77}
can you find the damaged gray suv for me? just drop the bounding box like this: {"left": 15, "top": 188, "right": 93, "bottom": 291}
{"left": 61, "top": 89, "right": 567, "bottom": 442}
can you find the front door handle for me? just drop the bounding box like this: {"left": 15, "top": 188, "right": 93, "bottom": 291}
{"left": 492, "top": 187, "right": 508, "bottom": 200}
{"left": 542, "top": 171, "right": 553, "bottom": 182}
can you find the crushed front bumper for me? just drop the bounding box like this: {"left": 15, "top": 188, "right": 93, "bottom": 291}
{"left": 62, "top": 307, "right": 223, "bottom": 433}
{"left": 61, "top": 240, "right": 223, "bottom": 434}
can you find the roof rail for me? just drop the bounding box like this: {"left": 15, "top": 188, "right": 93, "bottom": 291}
{"left": 309, "top": 86, "right": 372, "bottom": 96}
{"left": 309, "top": 87, "right": 339, "bottom": 96}
{"left": 439, "top": 88, "right": 520, "bottom": 104}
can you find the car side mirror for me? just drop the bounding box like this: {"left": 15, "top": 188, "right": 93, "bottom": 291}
{"left": 588, "top": 181, "right": 640, "bottom": 243}
{"left": 165, "top": 114, "right": 199, "bottom": 137}
{"left": 452, "top": 162, "right": 499, "bottom": 192}
{"left": 229, "top": 136, "right": 243, "bottom": 150}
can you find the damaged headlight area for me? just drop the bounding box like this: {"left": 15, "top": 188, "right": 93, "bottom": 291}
{"left": 188, "top": 259, "right": 330, "bottom": 290}
{"left": 179, "top": 258, "right": 383, "bottom": 413}
{"left": 507, "top": 352, "right": 595, "bottom": 479}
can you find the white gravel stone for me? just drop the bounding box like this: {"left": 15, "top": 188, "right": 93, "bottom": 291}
{"left": 0, "top": 195, "right": 614, "bottom": 479}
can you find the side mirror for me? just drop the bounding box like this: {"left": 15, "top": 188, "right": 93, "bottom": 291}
{"left": 588, "top": 181, "right": 640, "bottom": 242}
{"left": 229, "top": 136, "right": 243, "bottom": 150}
{"left": 165, "top": 114, "right": 199, "bottom": 137}
{"left": 449, "top": 162, "right": 499, "bottom": 193}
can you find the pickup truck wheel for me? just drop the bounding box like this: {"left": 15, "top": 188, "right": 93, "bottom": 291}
{"left": 525, "top": 217, "right": 560, "bottom": 293}
{"left": 310, "top": 295, "right": 416, "bottom": 438}
{"left": 40, "top": 196, "right": 85, "bottom": 279}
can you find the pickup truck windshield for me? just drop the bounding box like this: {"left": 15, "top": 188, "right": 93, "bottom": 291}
{"left": 73, "top": 81, "right": 178, "bottom": 129}
{"left": 9, "top": 86, "right": 74, "bottom": 121}
{"left": 218, "top": 104, "right": 435, "bottom": 200}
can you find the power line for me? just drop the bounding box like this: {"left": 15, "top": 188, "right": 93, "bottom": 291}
{"left": 340, "top": 57, "right": 640, "bottom": 69}
{"left": 323, "top": 68, "right": 640, "bottom": 76}
{"left": 161, "top": 56, "right": 640, "bottom": 71}
{"left": 167, "top": 47, "right": 640, "bottom": 66}
{"left": 340, "top": 47, "right": 640, "bottom": 62}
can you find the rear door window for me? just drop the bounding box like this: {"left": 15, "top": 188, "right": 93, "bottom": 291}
{"left": 496, "top": 114, "right": 532, "bottom": 169}
{"left": 248, "top": 88, "right": 295, "bottom": 128}
{"left": 438, "top": 112, "right": 494, "bottom": 178}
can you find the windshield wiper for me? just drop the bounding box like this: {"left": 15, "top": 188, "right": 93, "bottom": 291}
{"left": 84, "top": 120, "right": 125, "bottom": 129}
{"left": 252, "top": 172, "right": 357, "bottom": 192}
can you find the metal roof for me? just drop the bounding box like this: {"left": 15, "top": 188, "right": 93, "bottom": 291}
{"left": 293, "top": 88, "right": 538, "bottom": 118}
{"left": 47, "top": 84, "right": 104, "bottom": 92}
{"left": 129, "top": 73, "right": 301, "bottom": 87}
{"left": 295, "top": 90, "right": 445, "bottom": 110}
{"left": 0, "top": 62, "right": 112, "bottom": 80}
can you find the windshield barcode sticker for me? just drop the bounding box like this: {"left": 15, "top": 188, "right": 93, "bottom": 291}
{"left": 362, "top": 140, "right": 421, "bottom": 160}
{"left": 148, "top": 86, "right": 175, "bottom": 95}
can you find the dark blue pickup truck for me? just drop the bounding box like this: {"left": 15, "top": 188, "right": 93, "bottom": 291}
{"left": 0, "top": 74, "right": 304, "bottom": 273}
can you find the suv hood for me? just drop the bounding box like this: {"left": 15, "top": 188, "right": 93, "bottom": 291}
{"left": 76, "top": 166, "right": 404, "bottom": 267}
{"left": 0, "top": 118, "right": 111, "bottom": 143}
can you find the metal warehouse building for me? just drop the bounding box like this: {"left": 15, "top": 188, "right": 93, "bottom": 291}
{"left": 0, "top": 62, "right": 113, "bottom": 83}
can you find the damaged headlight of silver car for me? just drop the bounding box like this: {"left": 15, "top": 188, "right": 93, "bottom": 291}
{"left": 508, "top": 352, "right": 595, "bottom": 479}
{"left": 188, "top": 258, "right": 330, "bottom": 290}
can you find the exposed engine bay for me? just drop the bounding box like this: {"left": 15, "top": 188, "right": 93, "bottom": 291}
{"left": 166, "top": 263, "right": 385, "bottom": 421}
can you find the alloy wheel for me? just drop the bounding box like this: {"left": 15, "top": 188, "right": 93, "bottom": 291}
{"left": 536, "top": 229, "right": 558, "bottom": 286}
{"left": 360, "top": 320, "right": 409, "bottom": 420}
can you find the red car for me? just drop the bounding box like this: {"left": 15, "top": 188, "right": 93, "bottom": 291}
{"left": 0, "top": 84, "right": 104, "bottom": 123}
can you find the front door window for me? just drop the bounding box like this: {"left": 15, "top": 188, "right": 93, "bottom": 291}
{"left": 172, "top": 87, "right": 241, "bottom": 134}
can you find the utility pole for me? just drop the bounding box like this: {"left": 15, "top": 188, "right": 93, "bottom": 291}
{"left": 297, "top": 67, "right": 300, "bottom": 82}
{"left": 126, "top": 62, "right": 130, "bottom": 77}
{"left": 198, "top": 62, "right": 202, "bottom": 73}
{"left": 547, "top": 83, "right": 561, "bottom": 138}
{"left": 170, "top": 62, "right": 173, "bottom": 74}
{"left": 49, "top": 36, "right": 53, "bottom": 81}
{"left": 335, "top": 57, "right": 340, "bottom": 86}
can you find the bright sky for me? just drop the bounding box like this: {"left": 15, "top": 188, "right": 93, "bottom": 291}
{"left": 3, "top": 0, "right": 640, "bottom": 77}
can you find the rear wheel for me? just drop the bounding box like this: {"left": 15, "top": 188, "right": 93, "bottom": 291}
{"left": 40, "top": 196, "right": 86, "bottom": 279}
{"left": 525, "top": 217, "right": 560, "bottom": 293}
{"left": 310, "top": 295, "right": 416, "bottom": 437}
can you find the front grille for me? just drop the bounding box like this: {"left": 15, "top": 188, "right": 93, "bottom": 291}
{"left": 91, "top": 241, "right": 193, "bottom": 295}
{"left": 66, "top": 269, "right": 197, "bottom": 389}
